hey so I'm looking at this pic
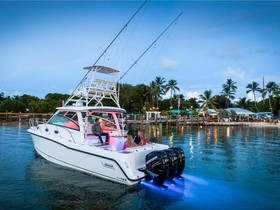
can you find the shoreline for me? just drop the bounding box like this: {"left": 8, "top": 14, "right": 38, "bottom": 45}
{"left": 1, "top": 119, "right": 279, "bottom": 128}
{"left": 243, "top": 122, "right": 280, "bottom": 128}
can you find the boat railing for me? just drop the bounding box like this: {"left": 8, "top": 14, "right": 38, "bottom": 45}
{"left": 94, "top": 79, "right": 117, "bottom": 88}
{"left": 29, "top": 118, "right": 48, "bottom": 128}
{"left": 63, "top": 65, "right": 120, "bottom": 107}
{"left": 29, "top": 118, "right": 76, "bottom": 143}
{"left": 87, "top": 87, "right": 115, "bottom": 96}
{"left": 87, "top": 79, "right": 117, "bottom": 95}
{"left": 53, "top": 125, "right": 76, "bottom": 144}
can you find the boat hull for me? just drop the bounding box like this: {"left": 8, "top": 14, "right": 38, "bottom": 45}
{"left": 28, "top": 128, "right": 167, "bottom": 185}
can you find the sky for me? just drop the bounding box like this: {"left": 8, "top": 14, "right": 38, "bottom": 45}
{"left": 1, "top": 1, "right": 280, "bottom": 102}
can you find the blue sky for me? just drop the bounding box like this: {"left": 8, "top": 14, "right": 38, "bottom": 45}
{"left": 1, "top": 1, "right": 280, "bottom": 101}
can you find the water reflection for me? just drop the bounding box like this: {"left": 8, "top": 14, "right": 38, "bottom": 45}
{"left": 2, "top": 125, "right": 280, "bottom": 209}
{"left": 226, "top": 126, "right": 230, "bottom": 138}
{"left": 140, "top": 178, "right": 185, "bottom": 209}
{"left": 26, "top": 156, "right": 185, "bottom": 209}
{"left": 189, "top": 133, "right": 194, "bottom": 159}
{"left": 23, "top": 152, "right": 280, "bottom": 210}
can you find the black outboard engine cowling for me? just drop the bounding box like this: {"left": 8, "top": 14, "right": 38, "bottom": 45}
{"left": 169, "top": 147, "right": 185, "bottom": 177}
{"left": 163, "top": 149, "right": 178, "bottom": 180}
{"left": 145, "top": 150, "right": 169, "bottom": 186}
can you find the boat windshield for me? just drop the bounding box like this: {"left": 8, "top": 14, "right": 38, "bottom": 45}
{"left": 48, "top": 112, "right": 80, "bottom": 131}
{"left": 84, "top": 112, "right": 117, "bottom": 130}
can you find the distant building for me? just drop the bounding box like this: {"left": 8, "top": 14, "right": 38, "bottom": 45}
{"left": 170, "top": 109, "right": 193, "bottom": 117}
{"left": 225, "top": 108, "right": 254, "bottom": 116}
{"left": 197, "top": 108, "right": 218, "bottom": 118}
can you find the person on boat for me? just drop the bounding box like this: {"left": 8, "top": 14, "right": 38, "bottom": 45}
{"left": 92, "top": 118, "right": 109, "bottom": 145}
{"left": 134, "top": 130, "right": 146, "bottom": 146}
{"left": 123, "top": 135, "right": 137, "bottom": 149}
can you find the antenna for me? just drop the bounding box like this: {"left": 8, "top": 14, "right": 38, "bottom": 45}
{"left": 119, "top": 12, "right": 183, "bottom": 81}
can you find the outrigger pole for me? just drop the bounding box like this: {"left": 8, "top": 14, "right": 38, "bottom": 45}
{"left": 65, "top": 1, "right": 148, "bottom": 106}
{"left": 89, "top": 0, "right": 148, "bottom": 69}
{"left": 119, "top": 11, "right": 183, "bottom": 81}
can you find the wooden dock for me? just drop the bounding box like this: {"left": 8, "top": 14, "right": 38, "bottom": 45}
{"left": 0, "top": 112, "right": 53, "bottom": 125}
{"left": 1, "top": 113, "right": 273, "bottom": 127}
{"left": 125, "top": 117, "right": 247, "bottom": 127}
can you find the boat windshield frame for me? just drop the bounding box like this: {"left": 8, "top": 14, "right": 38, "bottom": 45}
{"left": 48, "top": 113, "right": 80, "bottom": 131}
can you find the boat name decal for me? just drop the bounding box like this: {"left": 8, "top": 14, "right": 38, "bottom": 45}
{"left": 102, "top": 162, "right": 115, "bottom": 170}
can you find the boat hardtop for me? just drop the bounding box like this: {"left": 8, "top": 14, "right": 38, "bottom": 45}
{"left": 83, "top": 65, "right": 119, "bottom": 74}
{"left": 56, "top": 106, "right": 126, "bottom": 114}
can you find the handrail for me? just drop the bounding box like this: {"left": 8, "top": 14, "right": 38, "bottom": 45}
{"left": 55, "top": 125, "right": 76, "bottom": 144}
{"left": 29, "top": 117, "right": 76, "bottom": 144}
{"left": 94, "top": 79, "right": 117, "bottom": 87}
{"left": 29, "top": 118, "right": 48, "bottom": 127}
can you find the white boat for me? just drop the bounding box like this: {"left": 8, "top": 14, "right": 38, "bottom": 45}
{"left": 28, "top": 6, "right": 186, "bottom": 186}
{"left": 28, "top": 65, "right": 185, "bottom": 186}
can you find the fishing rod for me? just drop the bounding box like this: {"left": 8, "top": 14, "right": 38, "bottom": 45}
{"left": 119, "top": 11, "right": 183, "bottom": 82}
{"left": 65, "top": 1, "right": 148, "bottom": 105}
{"left": 90, "top": 0, "right": 148, "bottom": 69}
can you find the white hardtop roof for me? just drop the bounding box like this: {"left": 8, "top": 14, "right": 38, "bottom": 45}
{"left": 225, "top": 108, "right": 254, "bottom": 115}
{"left": 83, "top": 65, "right": 119, "bottom": 74}
{"left": 57, "top": 106, "right": 126, "bottom": 113}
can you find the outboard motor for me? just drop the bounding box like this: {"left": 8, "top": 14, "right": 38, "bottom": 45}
{"left": 145, "top": 151, "right": 169, "bottom": 186}
{"left": 169, "top": 147, "right": 185, "bottom": 177}
{"left": 163, "top": 149, "right": 178, "bottom": 180}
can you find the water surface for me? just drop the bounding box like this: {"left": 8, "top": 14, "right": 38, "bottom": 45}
{"left": 0, "top": 125, "right": 279, "bottom": 209}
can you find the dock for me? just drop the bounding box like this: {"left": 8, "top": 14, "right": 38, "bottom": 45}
{"left": 1, "top": 113, "right": 277, "bottom": 128}
{"left": 125, "top": 117, "right": 247, "bottom": 127}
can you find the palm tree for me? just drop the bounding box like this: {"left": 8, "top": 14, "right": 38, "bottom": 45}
{"left": 149, "top": 81, "right": 156, "bottom": 108}
{"left": 276, "top": 83, "right": 280, "bottom": 97}
{"left": 221, "top": 79, "right": 237, "bottom": 108}
{"left": 198, "top": 90, "right": 217, "bottom": 119}
{"left": 235, "top": 97, "right": 252, "bottom": 110}
{"left": 263, "top": 81, "right": 279, "bottom": 118}
{"left": 152, "top": 77, "right": 166, "bottom": 109}
{"left": 165, "top": 79, "right": 180, "bottom": 109}
{"left": 260, "top": 89, "right": 266, "bottom": 105}
{"left": 246, "top": 81, "right": 261, "bottom": 113}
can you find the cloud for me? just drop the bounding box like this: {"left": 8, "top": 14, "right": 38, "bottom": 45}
{"left": 159, "top": 57, "right": 177, "bottom": 70}
{"left": 181, "top": 83, "right": 222, "bottom": 100}
{"left": 185, "top": 91, "right": 200, "bottom": 99}
{"left": 246, "top": 91, "right": 262, "bottom": 102}
{"left": 209, "top": 44, "right": 246, "bottom": 61}
{"left": 246, "top": 91, "right": 254, "bottom": 101}
{"left": 13, "top": 90, "right": 22, "bottom": 96}
{"left": 221, "top": 67, "right": 247, "bottom": 82}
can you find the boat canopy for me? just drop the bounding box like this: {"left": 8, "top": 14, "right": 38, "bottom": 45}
{"left": 83, "top": 65, "right": 119, "bottom": 75}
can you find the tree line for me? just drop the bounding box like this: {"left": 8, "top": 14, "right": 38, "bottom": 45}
{"left": 0, "top": 77, "right": 279, "bottom": 116}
